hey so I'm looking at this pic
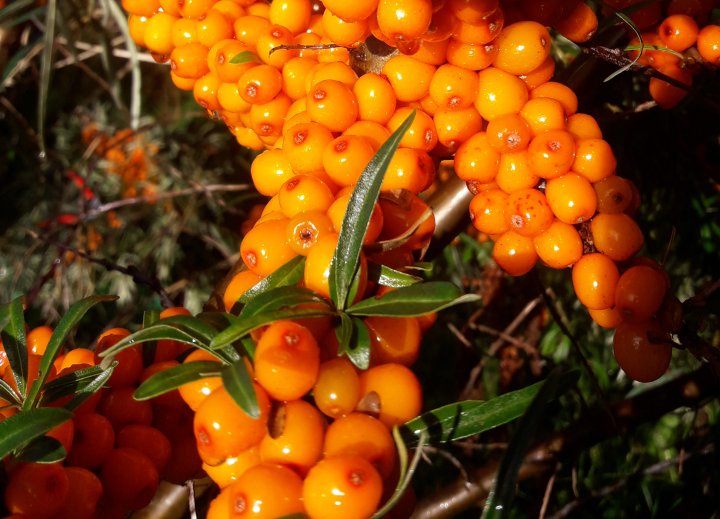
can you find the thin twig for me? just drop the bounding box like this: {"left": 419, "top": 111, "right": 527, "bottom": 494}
{"left": 539, "top": 464, "right": 560, "bottom": 519}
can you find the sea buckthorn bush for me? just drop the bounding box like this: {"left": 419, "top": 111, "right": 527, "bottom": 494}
{"left": 1, "top": 0, "right": 719, "bottom": 517}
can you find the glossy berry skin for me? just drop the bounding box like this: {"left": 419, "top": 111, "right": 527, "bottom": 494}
{"left": 101, "top": 448, "right": 160, "bottom": 510}
{"left": 4, "top": 463, "right": 70, "bottom": 519}
{"left": 303, "top": 455, "right": 383, "bottom": 519}
{"left": 116, "top": 424, "right": 172, "bottom": 474}
{"left": 313, "top": 357, "right": 361, "bottom": 418}
{"left": 366, "top": 315, "right": 421, "bottom": 366}
{"left": 493, "top": 21, "right": 552, "bottom": 75}
{"left": 67, "top": 413, "right": 116, "bottom": 470}
{"left": 545, "top": 173, "right": 597, "bottom": 225}
{"left": 359, "top": 363, "right": 422, "bottom": 428}
{"left": 505, "top": 188, "right": 554, "bottom": 238}
{"left": 470, "top": 189, "right": 510, "bottom": 235}
{"left": 532, "top": 220, "right": 583, "bottom": 269}
{"left": 53, "top": 467, "right": 103, "bottom": 519}
{"left": 572, "top": 253, "right": 620, "bottom": 310}
{"left": 613, "top": 320, "right": 672, "bottom": 382}
{"left": 492, "top": 230, "right": 538, "bottom": 276}
{"left": 241, "top": 216, "right": 298, "bottom": 277}
{"left": 614, "top": 265, "right": 667, "bottom": 321}
{"left": 590, "top": 213, "right": 644, "bottom": 262}
{"left": 203, "top": 446, "right": 261, "bottom": 489}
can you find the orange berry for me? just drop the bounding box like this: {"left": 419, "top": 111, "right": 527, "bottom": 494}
{"left": 344, "top": 120, "right": 392, "bottom": 150}
{"left": 446, "top": 39, "right": 497, "bottom": 70}
{"left": 572, "top": 138, "right": 617, "bottom": 182}
{"left": 447, "top": 0, "right": 498, "bottom": 24}
{"left": 53, "top": 467, "right": 102, "bottom": 519}
{"left": 327, "top": 193, "right": 384, "bottom": 244}
{"left": 454, "top": 132, "right": 500, "bottom": 183}
{"left": 66, "top": 413, "right": 115, "bottom": 470}
{"left": 649, "top": 63, "right": 693, "bottom": 109}
{"left": 286, "top": 210, "right": 336, "bottom": 256}
{"left": 424, "top": 4, "right": 458, "bottom": 42}
{"left": 486, "top": 113, "right": 532, "bottom": 154}
{"left": 128, "top": 15, "right": 150, "bottom": 46}
{"left": 520, "top": 97, "right": 567, "bottom": 136}
{"left": 382, "top": 55, "right": 436, "bottom": 103}
{"left": 122, "top": 0, "right": 160, "bottom": 17}
{"left": 196, "top": 10, "right": 234, "bottom": 49}
{"left": 324, "top": 413, "right": 396, "bottom": 480}
{"left": 171, "top": 17, "right": 197, "bottom": 47}
{"left": 240, "top": 216, "right": 298, "bottom": 276}
{"left": 411, "top": 37, "right": 450, "bottom": 66}
{"left": 474, "top": 67, "right": 528, "bottom": 121}
{"left": 179, "top": 0, "right": 214, "bottom": 18}
{"left": 358, "top": 363, "right": 422, "bottom": 427}
{"left": 269, "top": 0, "right": 312, "bottom": 35}
{"left": 658, "top": 14, "right": 699, "bottom": 52}
{"left": 590, "top": 213, "right": 644, "bottom": 262}
{"left": 203, "top": 446, "right": 261, "bottom": 489}
{"left": 27, "top": 325, "right": 53, "bottom": 356}
{"left": 588, "top": 306, "right": 625, "bottom": 329}
{"left": 313, "top": 358, "right": 361, "bottom": 418}
{"left": 433, "top": 106, "right": 484, "bottom": 150}
{"left": 283, "top": 121, "right": 334, "bottom": 174}
{"left": 353, "top": 73, "right": 397, "bottom": 125}
{"left": 454, "top": 8, "right": 504, "bottom": 45}
{"left": 572, "top": 252, "right": 619, "bottom": 310}
{"left": 495, "top": 150, "right": 539, "bottom": 193}
{"left": 614, "top": 265, "right": 667, "bottom": 321}
{"left": 5, "top": 463, "right": 69, "bottom": 519}
{"left": 99, "top": 386, "right": 153, "bottom": 430}
{"left": 323, "top": 135, "right": 377, "bottom": 187}
{"left": 387, "top": 107, "right": 438, "bottom": 152}
{"left": 250, "top": 148, "right": 295, "bottom": 196}
{"left": 527, "top": 129, "right": 576, "bottom": 179}
{"left": 376, "top": 0, "right": 433, "bottom": 43}
{"left": 519, "top": 0, "right": 576, "bottom": 25}
{"left": 322, "top": 9, "right": 370, "bottom": 46}
{"left": 555, "top": 1, "right": 598, "bottom": 43}
{"left": 193, "top": 384, "right": 271, "bottom": 465}
{"left": 545, "top": 173, "right": 598, "bottom": 224}
{"left": 234, "top": 15, "right": 272, "bottom": 47}
{"left": 143, "top": 12, "right": 177, "bottom": 57}
{"left": 101, "top": 448, "right": 160, "bottom": 510}
{"left": 177, "top": 350, "right": 223, "bottom": 411}
{"left": 238, "top": 64, "right": 283, "bottom": 105}
{"left": 94, "top": 328, "right": 142, "bottom": 387}
{"left": 532, "top": 219, "right": 583, "bottom": 269}
{"left": 59, "top": 347, "right": 95, "bottom": 371}
{"left": 281, "top": 57, "right": 316, "bottom": 100}
{"left": 254, "top": 320, "right": 320, "bottom": 401}
{"left": 470, "top": 188, "right": 510, "bottom": 235}
{"left": 382, "top": 147, "right": 435, "bottom": 194}
{"left": 170, "top": 42, "right": 210, "bottom": 80}
{"left": 256, "top": 24, "right": 297, "bottom": 68}
{"left": 378, "top": 194, "right": 435, "bottom": 250}
{"left": 518, "top": 55, "right": 556, "bottom": 90}
{"left": 260, "top": 399, "right": 325, "bottom": 472}
{"left": 505, "top": 188, "right": 554, "bottom": 237}
{"left": 697, "top": 24, "right": 720, "bottom": 65}
{"left": 279, "top": 174, "right": 335, "bottom": 217}
{"left": 116, "top": 425, "right": 172, "bottom": 474}
{"left": 366, "top": 315, "right": 421, "bottom": 366}
{"left": 224, "top": 270, "right": 263, "bottom": 312}
{"left": 530, "top": 81, "right": 578, "bottom": 116}
{"left": 594, "top": 175, "right": 633, "bottom": 214}
{"left": 307, "top": 79, "right": 359, "bottom": 132}
{"left": 428, "top": 64, "right": 479, "bottom": 110}
{"left": 492, "top": 230, "right": 538, "bottom": 276}
{"left": 193, "top": 72, "right": 222, "bottom": 112}
{"left": 613, "top": 320, "right": 672, "bottom": 382}
{"left": 493, "top": 21, "right": 551, "bottom": 75}
{"left": 566, "top": 113, "right": 603, "bottom": 139}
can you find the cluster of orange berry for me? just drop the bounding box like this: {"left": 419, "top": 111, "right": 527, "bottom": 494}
{"left": 0, "top": 311, "right": 204, "bottom": 518}
{"left": 629, "top": 8, "right": 720, "bottom": 108}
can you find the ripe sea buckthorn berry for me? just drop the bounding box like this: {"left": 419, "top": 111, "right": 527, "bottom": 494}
{"left": 545, "top": 173, "right": 597, "bottom": 224}
{"left": 254, "top": 320, "right": 321, "bottom": 401}
{"left": 448, "top": 0, "right": 498, "bottom": 24}
{"left": 323, "top": 0, "right": 378, "bottom": 22}
{"left": 382, "top": 147, "right": 435, "bottom": 193}
{"left": 27, "top": 325, "right": 53, "bottom": 355}
{"left": 453, "top": 132, "right": 500, "bottom": 183}
{"left": 613, "top": 320, "right": 672, "bottom": 382}
{"left": 307, "top": 79, "right": 359, "bottom": 132}
{"left": 324, "top": 412, "right": 396, "bottom": 480}
{"left": 555, "top": 2, "right": 598, "bottom": 43}
{"left": 194, "top": 384, "right": 271, "bottom": 465}
{"left": 241, "top": 216, "right": 298, "bottom": 276}
{"left": 256, "top": 25, "right": 296, "bottom": 68}
{"left": 519, "top": 0, "right": 576, "bottom": 25}
{"left": 322, "top": 9, "right": 370, "bottom": 46}
{"left": 238, "top": 64, "right": 283, "bottom": 105}
{"left": 493, "top": 21, "right": 551, "bottom": 75}
{"left": 518, "top": 55, "right": 556, "bottom": 89}
{"left": 306, "top": 62, "right": 359, "bottom": 93}
{"left": 344, "top": 120, "right": 392, "bottom": 150}
{"left": 378, "top": 194, "right": 435, "bottom": 250}
{"left": 572, "top": 138, "right": 617, "bottom": 182}
{"left": 278, "top": 174, "right": 335, "bottom": 217}
{"left": 304, "top": 455, "right": 383, "bottom": 519}
{"left": 658, "top": 14, "right": 699, "bottom": 52}
{"left": 95, "top": 327, "right": 143, "bottom": 387}
{"left": 4, "top": 462, "right": 69, "bottom": 519}
{"left": 170, "top": 43, "right": 210, "bottom": 79}
{"left": 328, "top": 195, "right": 384, "bottom": 244}
{"left": 424, "top": 4, "right": 457, "bottom": 42}
{"left": 99, "top": 386, "right": 153, "bottom": 429}
{"left": 143, "top": 12, "right": 177, "bottom": 57}
{"left": 282, "top": 57, "right": 316, "bottom": 100}
{"left": 286, "top": 210, "right": 336, "bottom": 255}
{"left": 128, "top": 15, "right": 149, "bottom": 46}
{"left": 283, "top": 121, "right": 334, "bottom": 174}
{"left": 359, "top": 363, "right": 422, "bottom": 427}
{"left": 122, "top": 0, "right": 159, "bottom": 17}
{"left": 179, "top": 0, "right": 214, "bottom": 18}
{"left": 588, "top": 306, "right": 624, "bottom": 329}
{"left": 353, "top": 73, "right": 397, "bottom": 125}
{"left": 446, "top": 39, "right": 497, "bottom": 70}
{"left": 649, "top": 63, "right": 693, "bottom": 109}
{"left": 530, "top": 82, "right": 578, "bottom": 116}
{"left": 250, "top": 92, "right": 292, "bottom": 137}
{"left": 429, "top": 64, "right": 479, "bottom": 110}
{"left": 475, "top": 67, "right": 529, "bottom": 121}
{"left": 59, "top": 347, "right": 95, "bottom": 370}
{"left": 366, "top": 315, "right": 421, "bottom": 366}
{"left": 519, "top": 97, "right": 566, "bottom": 136}
{"left": 66, "top": 413, "right": 115, "bottom": 470}
{"left": 567, "top": 113, "right": 603, "bottom": 139}
{"left": 204, "top": 446, "right": 261, "bottom": 489}
{"left": 470, "top": 188, "right": 510, "bottom": 235}
{"left": 211, "top": 0, "right": 245, "bottom": 20}
{"left": 387, "top": 107, "right": 437, "bottom": 152}
{"left": 178, "top": 350, "right": 222, "bottom": 410}
{"left": 495, "top": 150, "right": 539, "bottom": 193}
{"left": 697, "top": 25, "right": 720, "bottom": 64}
{"left": 572, "top": 252, "right": 619, "bottom": 310}
{"left": 590, "top": 213, "right": 644, "bottom": 262}
{"left": 604, "top": 0, "right": 661, "bottom": 30}
{"left": 250, "top": 148, "right": 295, "bottom": 196}
{"left": 213, "top": 40, "right": 256, "bottom": 83}
{"left": 455, "top": 8, "right": 505, "bottom": 45}
{"left": 492, "top": 230, "right": 538, "bottom": 276}
{"left": 234, "top": 15, "right": 271, "bottom": 47}
{"left": 260, "top": 399, "right": 325, "bottom": 472}
{"left": 270, "top": 0, "right": 312, "bottom": 35}
{"left": 486, "top": 113, "right": 532, "bottom": 154}
{"left": 532, "top": 220, "right": 583, "bottom": 269}
{"left": 53, "top": 467, "right": 102, "bottom": 519}
{"left": 171, "top": 71, "right": 197, "bottom": 91}
{"left": 614, "top": 265, "right": 667, "bottom": 321}
{"left": 171, "top": 17, "right": 198, "bottom": 47}
{"left": 101, "top": 448, "right": 160, "bottom": 510}
{"left": 219, "top": 463, "right": 305, "bottom": 518}
{"left": 382, "top": 55, "right": 436, "bottom": 103}
{"left": 193, "top": 72, "right": 222, "bottom": 112}
{"left": 116, "top": 425, "right": 172, "bottom": 473}
{"left": 323, "top": 135, "right": 376, "bottom": 187}
{"left": 196, "top": 10, "right": 234, "bottom": 48}
{"left": 506, "top": 188, "right": 554, "bottom": 237}
{"left": 527, "top": 129, "right": 576, "bottom": 179}
{"left": 313, "top": 358, "right": 361, "bottom": 418}
{"left": 411, "top": 38, "right": 451, "bottom": 66}
{"left": 434, "top": 106, "right": 484, "bottom": 150}
{"left": 218, "top": 82, "right": 251, "bottom": 113}
{"left": 594, "top": 175, "right": 633, "bottom": 214}
{"left": 377, "top": 0, "right": 433, "bottom": 43}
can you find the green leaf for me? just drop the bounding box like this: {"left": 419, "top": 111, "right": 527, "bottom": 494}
{"left": 346, "top": 282, "right": 480, "bottom": 317}
{"left": 0, "top": 0, "right": 38, "bottom": 25}
{"left": 24, "top": 295, "right": 118, "bottom": 411}
{"left": 99, "top": 324, "right": 210, "bottom": 359}
{"left": 37, "top": 0, "right": 57, "bottom": 156}
{"left": 134, "top": 361, "right": 222, "bottom": 401}
{"left": 240, "top": 287, "right": 329, "bottom": 318}
{"left": 62, "top": 363, "right": 116, "bottom": 412}
{"left": 210, "top": 307, "right": 335, "bottom": 351}
{"left": 40, "top": 364, "right": 116, "bottom": 405}
{"left": 369, "top": 263, "right": 423, "bottom": 288}
{"left": 15, "top": 435, "right": 65, "bottom": 464}
{"left": 0, "top": 407, "right": 72, "bottom": 461}
{"left": 336, "top": 316, "right": 371, "bottom": 371}
{"left": 604, "top": 11, "right": 642, "bottom": 82}
{"left": 482, "top": 369, "right": 574, "bottom": 519}
{"left": 221, "top": 359, "right": 259, "bottom": 419}
{"left": 330, "top": 110, "right": 415, "bottom": 310}
{"left": 0, "top": 378, "right": 20, "bottom": 407}
{"left": 229, "top": 50, "right": 260, "bottom": 64}
{"left": 1, "top": 297, "right": 28, "bottom": 398}
{"left": 141, "top": 310, "right": 161, "bottom": 367}
{"left": 238, "top": 257, "right": 306, "bottom": 306}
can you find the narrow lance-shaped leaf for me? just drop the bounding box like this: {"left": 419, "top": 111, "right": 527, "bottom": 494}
{"left": 40, "top": 363, "right": 116, "bottom": 405}
{"left": 221, "top": 360, "right": 259, "bottom": 419}
{"left": 24, "top": 295, "right": 118, "bottom": 411}
{"left": 63, "top": 363, "right": 117, "bottom": 412}
{"left": 0, "top": 378, "right": 20, "bottom": 407}
{"left": 15, "top": 436, "right": 65, "bottom": 464}
{"left": 482, "top": 368, "right": 574, "bottom": 519}
{"left": 338, "top": 316, "right": 371, "bottom": 371}
{"left": 0, "top": 407, "right": 72, "bottom": 461}
{"left": 99, "top": 323, "right": 210, "bottom": 359}
{"left": 240, "top": 287, "right": 329, "bottom": 318}
{"left": 229, "top": 51, "right": 260, "bottom": 64}
{"left": 37, "top": 0, "right": 57, "bottom": 156}
{"left": 346, "top": 281, "right": 481, "bottom": 317}
{"left": 238, "top": 256, "right": 306, "bottom": 306}
{"left": 211, "top": 307, "right": 335, "bottom": 351}
{"left": 330, "top": 111, "right": 415, "bottom": 310}
{"left": 0, "top": 300, "right": 10, "bottom": 335}
{"left": 369, "top": 263, "right": 423, "bottom": 288}
{"left": 141, "top": 309, "right": 160, "bottom": 368}
{"left": 134, "top": 361, "right": 222, "bottom": 401}
{"left": 1, "top": 297, "right": 28, "bottom": 398}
